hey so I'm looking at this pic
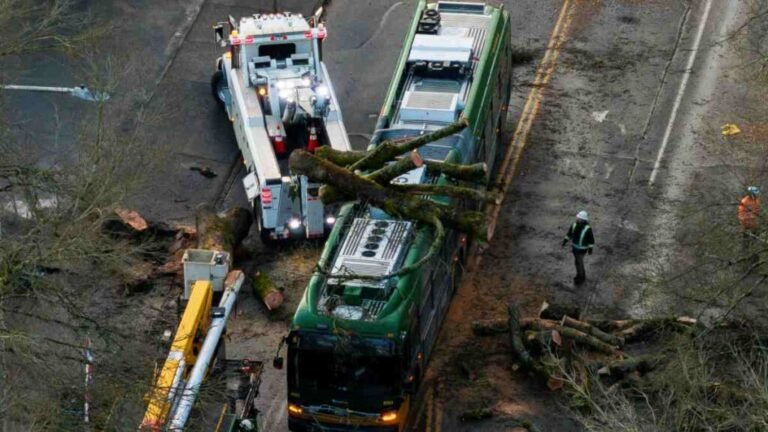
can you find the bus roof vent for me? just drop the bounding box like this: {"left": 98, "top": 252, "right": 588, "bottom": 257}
{"left": 329, "top": 218, "right": 413, "bottom": 288}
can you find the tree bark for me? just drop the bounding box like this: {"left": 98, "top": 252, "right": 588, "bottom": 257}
{"left": 252, "top": 271, "right": 284, "bottom": 310}
{"left": 195, "top": 205, "right": 253, "bottom": 255}
{"left": 561, "top": 315, "right": 625, "bottom": 347}
{"left": 289, "top": 150, "right": 488, "bottom": 240}
{"left": 424, "top": 160, "right": 488, "bottom": 184}
{"left": 366, "top": 150, "right": 423, "bottom": 184}
{"left": 316, "top": 146, "right": 488, "bottom": 183}
{"left": 596, "top": 355, "right": 661, "bottom": 378}
{"left": 617, "top": 317, "right": 697, "bottom": 343}
{"left": 508, "top": 304, "right": 535, "bottom": 369}
{"left": 391, "top": 183, "right": 501, "bottom": 204}
{"left": 348, "top": 118, "right": 470, "bottom": 171}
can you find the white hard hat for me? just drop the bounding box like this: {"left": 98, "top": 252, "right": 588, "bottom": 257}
{"left": 576, "top": 210, "right": 589, "bottom": 221}
{"left": 748, "top": 186, "right": 760, "bottom": 196}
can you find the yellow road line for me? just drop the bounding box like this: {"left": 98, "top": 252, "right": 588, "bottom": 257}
{"left": 422, "top": 2, "right": 576, "bottom": 429}
{"left": 484, "top": 0, "right": 576, "bottom": 244}
{"left": 425, "top": 386, "right": 434, "bottom": 432}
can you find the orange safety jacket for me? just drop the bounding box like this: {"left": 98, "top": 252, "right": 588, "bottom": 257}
{"left": 738, "top": 195, "right": 760, "bottom": 230}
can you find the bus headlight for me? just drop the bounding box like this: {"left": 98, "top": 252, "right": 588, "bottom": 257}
{"left": 288, "top": 403, "right": 303, "bottom": 416}
{"left": 379, "top": 410, "right": 398, "bottom": 423}
{"left": 288, "top": 218, "right": 302, "bottom": 230}
{"left": 325, "top": 216, "right": 336, "bottom": 225}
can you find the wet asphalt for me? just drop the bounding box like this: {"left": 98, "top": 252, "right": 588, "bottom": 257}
{"left": 1, "top": 0, "right": 756, "bottom": 430}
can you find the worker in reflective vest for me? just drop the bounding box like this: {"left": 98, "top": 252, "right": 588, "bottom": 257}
{"left": 562, "top": 210, "right": 595, "bottom": 285}
{"left": 738, "top": 186, "right": 760, "bottom": 259}
{"left": 739, "top": 186, "right": 760, "bottom": 231}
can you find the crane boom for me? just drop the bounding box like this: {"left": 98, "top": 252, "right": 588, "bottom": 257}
{"left": 140, "top": 250, "right": 249, "bottom": 431}
{"left": 169, "top": 271, "right": 244, "bottom": 429}
{"left": 141, "top": 280, "right": 213, "bottom": 430}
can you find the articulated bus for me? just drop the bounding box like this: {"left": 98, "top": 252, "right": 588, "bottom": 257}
{"left": 281, "top": 1, "right": 513, "bottom": 430}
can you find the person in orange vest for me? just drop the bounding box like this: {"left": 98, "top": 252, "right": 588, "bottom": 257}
{"left": 739, "top": 186, "right": 760, "bottom": 256}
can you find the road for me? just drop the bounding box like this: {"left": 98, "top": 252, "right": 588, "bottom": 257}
{"left": 423, "top": 1, "right": 758, "bottom": 431}
{"left": 1, "top": 0, "right": 760, "bottom": 430}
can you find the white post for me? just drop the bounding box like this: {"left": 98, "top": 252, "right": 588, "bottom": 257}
{"left": 168, "top": 271, "right": 244, "bottom": 430}
{"left": 83, "top": 337, "right": 94, "bottom": 425}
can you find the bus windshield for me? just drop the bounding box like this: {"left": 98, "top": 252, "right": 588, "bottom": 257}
{"left": 289, "top": 332, "right": 400, "bottom": 402}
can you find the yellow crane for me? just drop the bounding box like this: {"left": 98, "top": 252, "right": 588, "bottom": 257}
{"left": 140, "top": 278, "right": 214, "bottom": 430}
{"left": 139, "top": 249, "right": 257, "bottom": 431}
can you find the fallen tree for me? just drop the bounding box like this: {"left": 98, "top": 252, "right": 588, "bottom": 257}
{"left": 474, "top": 301, "right": 701, "bottom": 392}
{"left": 289, "top": 118, "right": 497, "bottom": 281}
{"left": 195, "top": 205, "right": 253, "bottom": 255}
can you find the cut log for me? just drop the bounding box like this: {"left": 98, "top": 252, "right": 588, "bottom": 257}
{"left": 367, "top": 150, "right": 423, "bottom": 184}
{"left": 617, "top": 317, "right": 697, "bottom": 343}
{"left": 538, "top": 300, "right": 580, "bottom": 321}
{"left": 596, "top": 355, "right": 661, "bottom": 378}
{"left": 252, "top": 271, "right": 284, "bottom": 310}
{"left": 522, "top": 318, "right": 560, "bottom": 331}
{"left": 508, "top": 304, "right": 535, "bottom": 369}
{"left": 561, "top": 315, "right": 625, "bottom": 347}
{"left": 115, "top": 208, "right": 148, "bottom": 231}
{"left": 196, "top": 205, "right": 253, "bottom": 255}
{"left": 524, "top": 319, "right": 619, "bottom": 355}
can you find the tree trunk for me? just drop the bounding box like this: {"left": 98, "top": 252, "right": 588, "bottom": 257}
{"left": 252, "top": 271, "right": 284, "bottom": 311}
{"left": 195, "top": 205, "right": 253, "bottom": 255}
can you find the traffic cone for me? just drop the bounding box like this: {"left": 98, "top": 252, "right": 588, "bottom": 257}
{"left": 273, "top": 134, "right": 285, "bottom": 154}
{"left": 307, "top": 125, "right": 319, "bottom": 152}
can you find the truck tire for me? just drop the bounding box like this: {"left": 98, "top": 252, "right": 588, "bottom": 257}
{"left": 211, "top": 70, "right": 227, "bottom": 109}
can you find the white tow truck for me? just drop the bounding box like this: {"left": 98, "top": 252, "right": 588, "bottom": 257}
{"left": 211, "top": 12, "right": 351, "bottom": 242}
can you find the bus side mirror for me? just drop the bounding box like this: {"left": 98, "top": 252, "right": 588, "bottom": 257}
{"left": 273, "top": 335, "right": 287, "bottom": 369}
{"left": 273, "top": 356, "right": 284, "bottom": 369}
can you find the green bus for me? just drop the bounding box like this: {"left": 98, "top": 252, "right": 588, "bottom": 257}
{"left": 282, "top": 1, "right": 512, "bottom": 430}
